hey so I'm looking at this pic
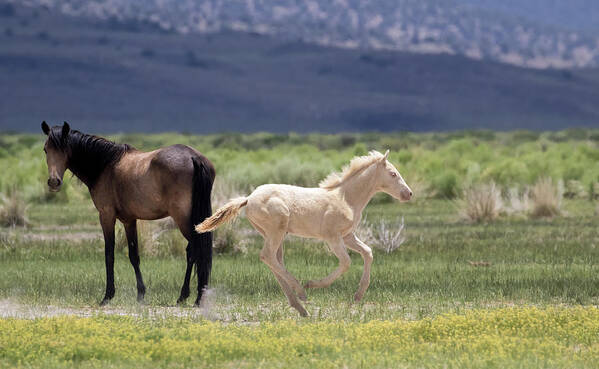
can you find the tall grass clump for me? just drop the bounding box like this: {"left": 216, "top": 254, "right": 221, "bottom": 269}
{"left": 530, "top": 177, "right": 563, "bottom": 218}
{"left": 0, "top": 190, "right": 29, "bottom": 227}
{"left": 457, "top": 183, "right": 503, "bottom": 222}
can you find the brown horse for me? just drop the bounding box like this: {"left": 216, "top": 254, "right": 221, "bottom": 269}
{"left": 41, "top": 121, "right": 215, "bottom": 306}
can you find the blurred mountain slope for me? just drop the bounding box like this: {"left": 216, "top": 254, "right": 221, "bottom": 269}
{"left": 12, "top": 0, "right": 599, "bottom": 68}
{"left": 0, "top": 3, "right": 598, "bottom": 133}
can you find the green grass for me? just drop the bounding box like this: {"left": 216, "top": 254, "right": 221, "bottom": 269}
{"left": 1, "top": 199, "right": 598, "bottom": 322}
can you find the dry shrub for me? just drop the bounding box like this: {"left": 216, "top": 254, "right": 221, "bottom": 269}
{"left": 213, "top": 222, "right": 248, "bottom": 255}
{"left": 357, "top": 217, "right": 406, "bottom": 253}
{"left": 212, "top": 176, "right": 244, "bottom": 209}
{"left": 115, "top": 214, "right": 249, "bottom": 257}
{"left": 0, "top": 190, "right": 29, "bottom": 227}
{"left": 116, "top": 217, "right": 185, "bottom": 257}
{"left": 457, "top": 182, "right": 503, "bottom": 222}
{"left": 530, "top": 178, "right": 563, "bottom": 218}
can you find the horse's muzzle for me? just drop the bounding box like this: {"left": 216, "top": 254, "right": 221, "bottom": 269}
{"left": 47, "top": 178, "right": 62, "bottom": 192}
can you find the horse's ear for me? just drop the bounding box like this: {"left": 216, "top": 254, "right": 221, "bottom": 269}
{"left": 383, "top": 150, "right": 389, "bottom": 160}
{"left": 41, "top": 121, "right": 50, "bottom": 135}
{"left": 62, "top": 122, "right": 70, "bottom": 137}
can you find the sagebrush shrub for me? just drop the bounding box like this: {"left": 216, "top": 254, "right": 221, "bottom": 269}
{"left": 0, "top": 190, "right": 29, "bottom": 227}
{"left": 530, "top": 178, "right": 562, "bottom": 218}
{"left": 458, "top": 182, "right": 503, "bottom": 222}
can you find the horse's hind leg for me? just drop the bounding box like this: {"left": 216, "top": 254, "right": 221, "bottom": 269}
{"left": 305, "top": 237, "right": 351, "bottom": 289}
{"left": 170, "top": 211, "right": 194, "bottom": 305}
{"left": 124, "top": 221, "right": 146, "bottom": 302}
{"left": 343, "top": 233, "right": 373, "bottom": 302}
{"left": 177, "top": 242, "right": 194, "bottom": 304}
{"left": 260, "top": 231, "right": 308, "bottom": 316}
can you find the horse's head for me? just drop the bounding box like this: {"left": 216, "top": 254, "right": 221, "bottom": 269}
{"left": 376, "top": 150, "right": 412, "bottom": 202}
{"left": 41, "top": 121, "right": 70, "bottom": 192}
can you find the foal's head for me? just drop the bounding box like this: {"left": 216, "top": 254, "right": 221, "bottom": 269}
{"left": 375, "top": 150, "right": 412, "bottom": 201}
{"left": 41, "top": 121, "right": 70, "bottom": 192}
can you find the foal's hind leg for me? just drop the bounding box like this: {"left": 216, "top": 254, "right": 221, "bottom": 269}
{"left": 343, "top": 233, "right": 373, "bottom": 302}
{"left": 260, "top": 231, "right": 308, "bottom": 316}
{"left": 249, "top": 219, "right": 307, "bottom": 302}
{"left": 305, "top": 237, "right": 351, "bottom": 289}
{"left": 124, "top": 221, "right": 146, "bottom": 303}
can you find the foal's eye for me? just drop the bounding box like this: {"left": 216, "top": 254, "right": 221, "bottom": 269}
{"left": 390, "top": 172, "right": 397, "bottom": 177}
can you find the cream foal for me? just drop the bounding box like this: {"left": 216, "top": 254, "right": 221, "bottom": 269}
{"left": 196, "top": 150, "right": 412, "bottom": 316}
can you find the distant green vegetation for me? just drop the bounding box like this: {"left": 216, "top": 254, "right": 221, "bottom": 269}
{"left": 2, "top": 129, "right": 599, "bottom": 202}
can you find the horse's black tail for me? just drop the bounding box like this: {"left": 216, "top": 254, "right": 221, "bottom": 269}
{"left": 190, "top": 157, "right": 214, "bottom": 302}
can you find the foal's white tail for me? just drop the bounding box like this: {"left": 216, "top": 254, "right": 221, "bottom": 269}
{"left": 195, "top": 197, "right": 248, "bottom": 233}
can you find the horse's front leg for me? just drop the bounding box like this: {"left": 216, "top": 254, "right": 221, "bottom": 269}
{"left": 99, "top": 212, "right": 116, "bottom": 306}
{"left": 124, "top": 221, "right": 146, "bottom": 303}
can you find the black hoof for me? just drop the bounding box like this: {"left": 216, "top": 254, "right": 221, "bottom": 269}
{"left": 176, "top": 295, "right": 188, "bottom": 305}
{"left": 99, "top": 298, "right": 111, "bottom": 306}
{"left": 194, "top": 298, "right": 202, "bottom": 307}
{"left": 137, "top": 294, "right": 146, "bottom": 304}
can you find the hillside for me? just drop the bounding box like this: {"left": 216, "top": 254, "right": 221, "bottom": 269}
{"left": 11, "top": 0, "right": 599, "bottom": 69}
{"left": 0, "top": 3, "right": 598, "bottom": 133}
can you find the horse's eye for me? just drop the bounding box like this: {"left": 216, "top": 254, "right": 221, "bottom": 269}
{"left": 390, "top": 172, "right": 397, "bottom": 177}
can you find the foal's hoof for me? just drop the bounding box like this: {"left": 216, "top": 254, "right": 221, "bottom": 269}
{"left": 297, "top": 291, "right": 308, "bottom": 302}
{"left": 295, "top": 306, "right": 309, "bottom": 317}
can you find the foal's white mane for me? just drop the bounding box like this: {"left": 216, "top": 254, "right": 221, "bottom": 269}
{"left": 319, "top": 150, "right": 384, "bottom": 189}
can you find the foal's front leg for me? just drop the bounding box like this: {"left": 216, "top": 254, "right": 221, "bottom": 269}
{"left": 124, "top": 221, "right": 146, "bottom": 303}
{"left": 305, "top": 237, "right": 351, "bottom": 289}
{"left": 343, "top": 233, "right": 373, "bottom": 302}
{"left": 99, "top": 212, "right": 116, "bottom": 306}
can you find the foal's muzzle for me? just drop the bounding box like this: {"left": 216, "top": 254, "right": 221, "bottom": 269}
{"left": 400, "top": 188, "right": 413, "bottom": 201}
{"left": 47, "top": 178, "right": 62, "bottom": 192}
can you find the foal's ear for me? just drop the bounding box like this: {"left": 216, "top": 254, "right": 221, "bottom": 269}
{"left": 41, "top": 121, "right": 50, "bottom": 135}
{"left": 383, "top": 150, "right": 390, "bottom": 160}
{"left": 62, "top": 122, "right": 70, "bottom": 137}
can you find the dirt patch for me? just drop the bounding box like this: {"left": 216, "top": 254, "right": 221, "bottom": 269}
{"left": 0, "top": 289, "right": 224, "bottom": 320}
{"left": 21, "top": 232, "right": 103, "bottom": 242}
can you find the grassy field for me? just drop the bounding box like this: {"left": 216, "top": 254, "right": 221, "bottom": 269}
{"left": 1, "top": 131, "right": 599, "bottom": 367}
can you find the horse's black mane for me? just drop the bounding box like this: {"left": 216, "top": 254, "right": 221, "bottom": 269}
{"left": 48, "top": 127, "right": 133, "bottom": 188}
